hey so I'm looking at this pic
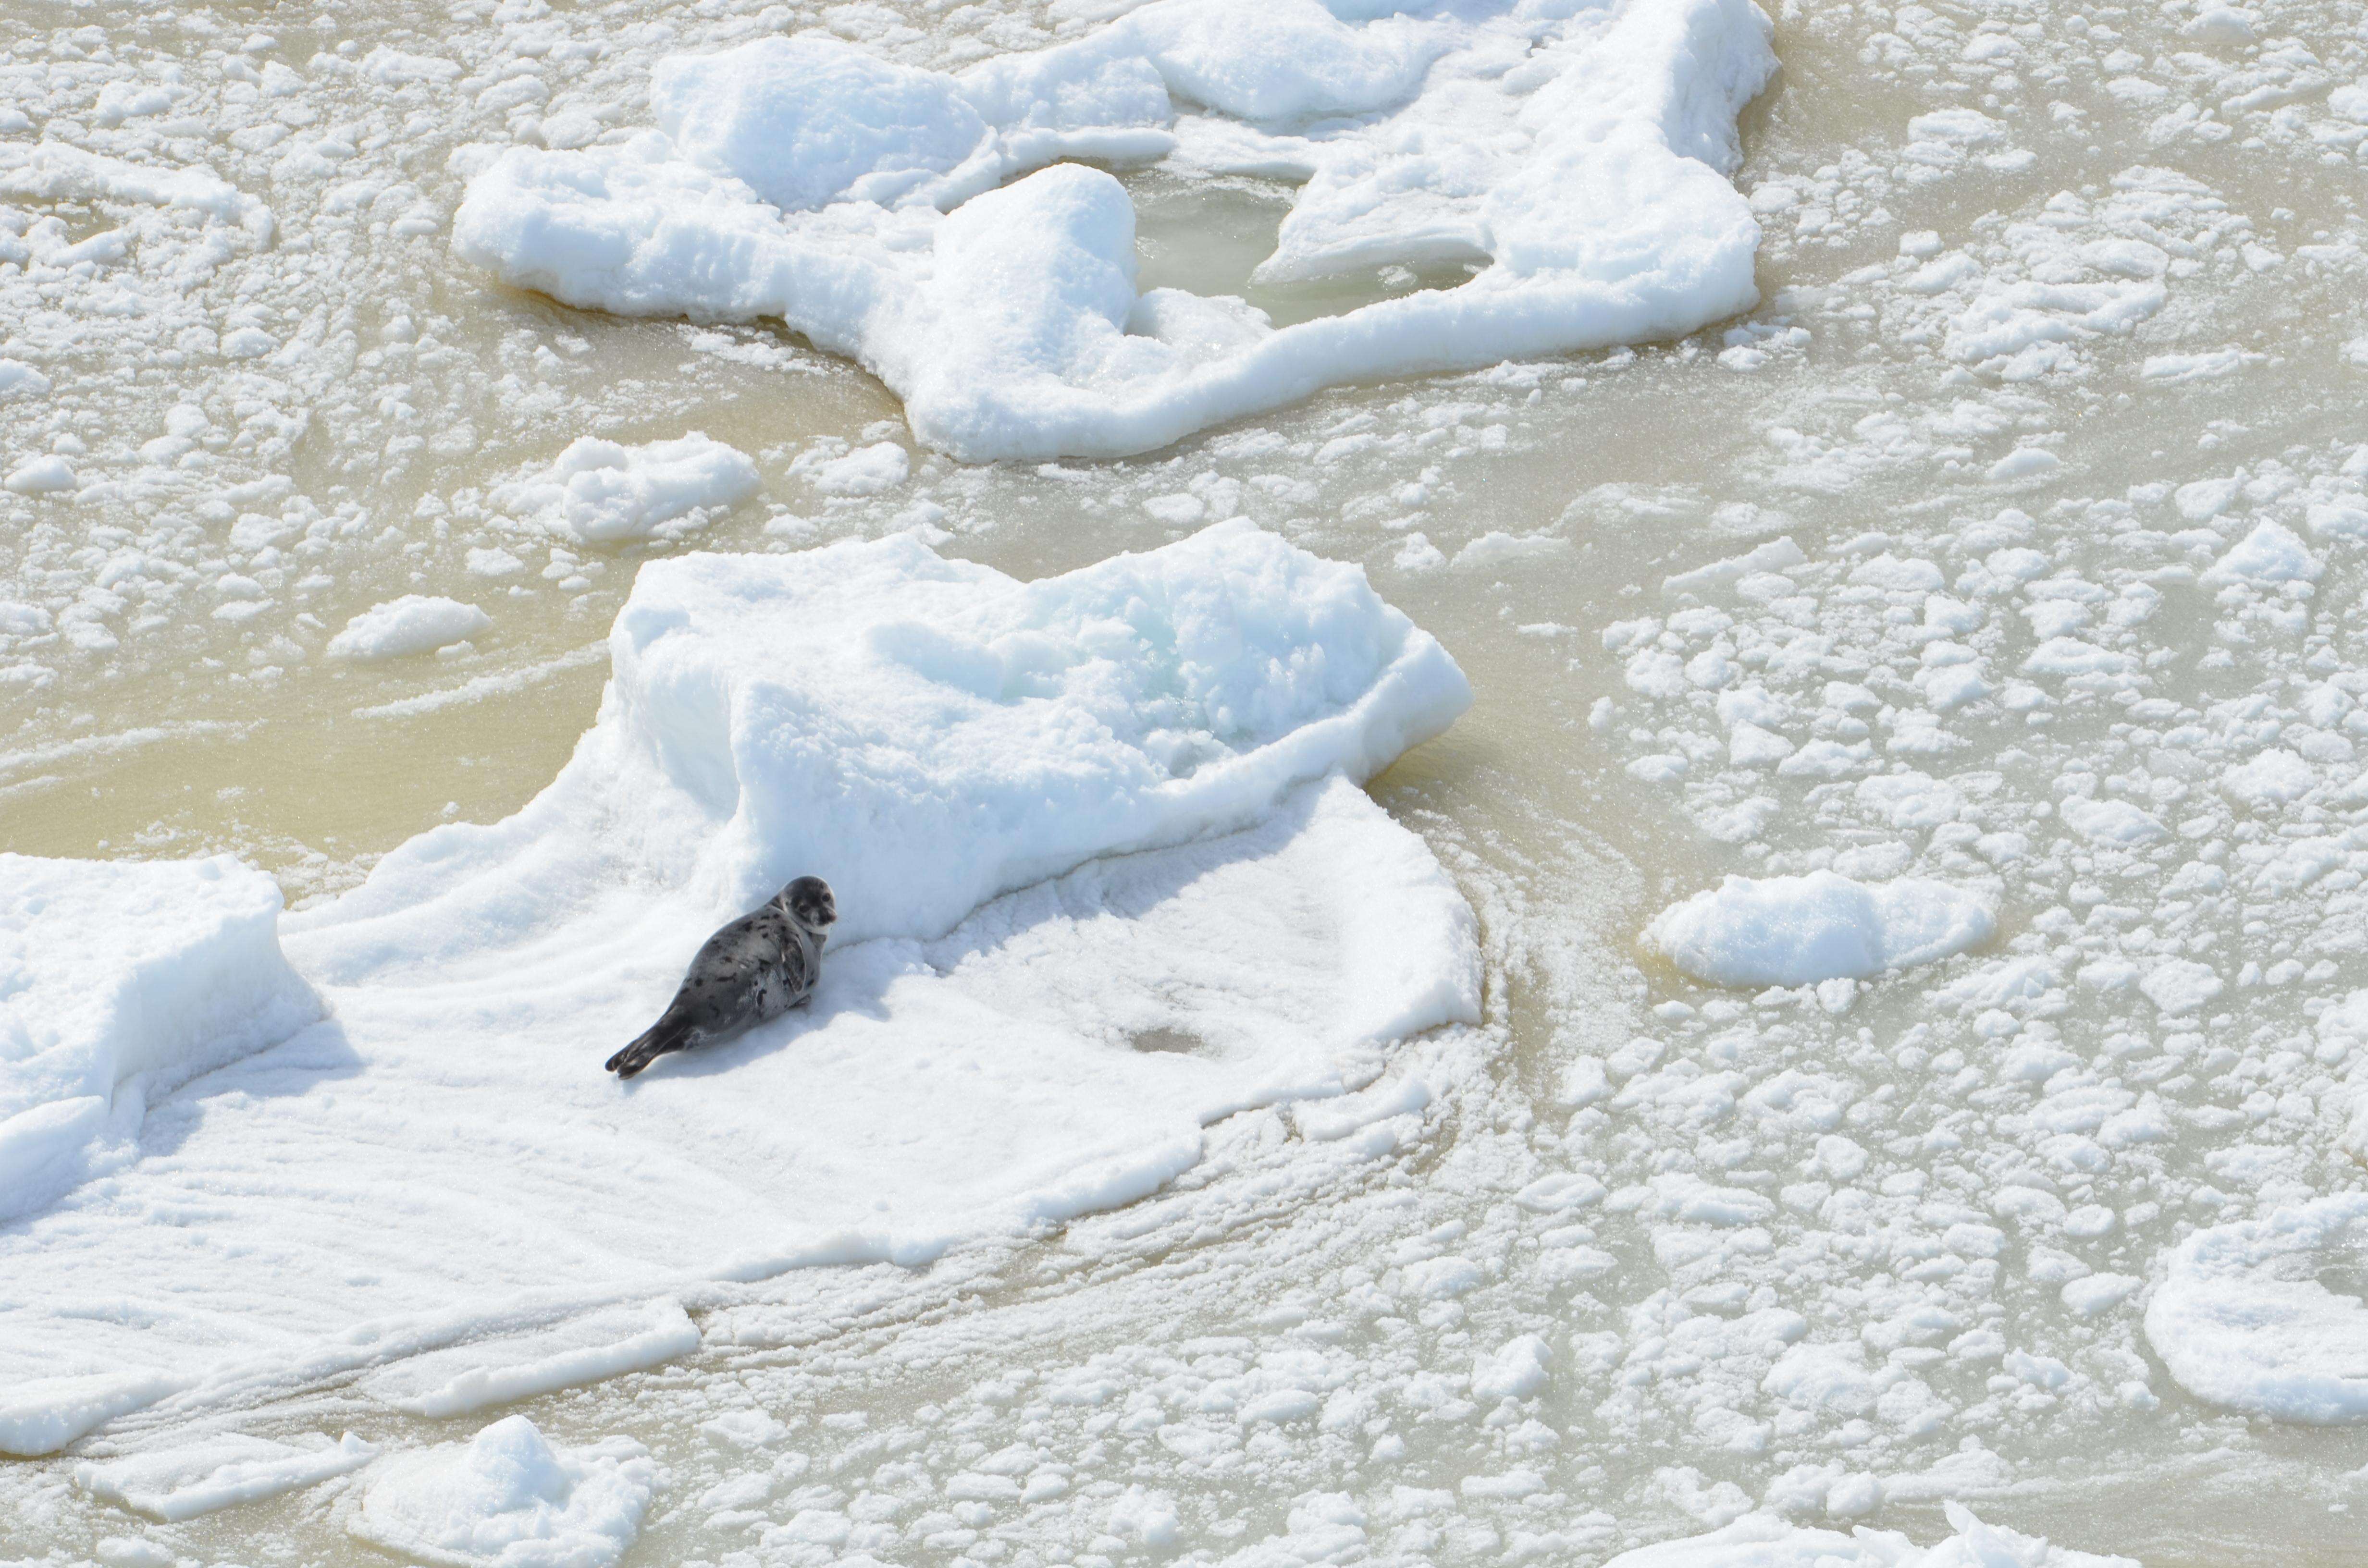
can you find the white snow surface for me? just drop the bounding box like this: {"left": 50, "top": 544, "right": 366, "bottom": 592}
{"left": 2144, "top": 1192, "right": 2368, "bottom": 1423}
{"left": 1603, "top": 1503, "right": 2137, "bottom": 1568}
{"left": 1641, "top": 871, "right": 1996, "bottom": 987}
{"left": 295, "top": 519, "right": 1472, "bottom": 968}
{"left": 348, "top": 1416, "right": 659, "bottom": 1568}
{"left": 73, "top": 1432, "right": 378, "bottom": 1522}
{"left": 0, "top": 527, "right": 1479, "bottom": 1447}
{"left": 0, "top": 855, "right": 319, "bottom": 1228}
{"left": 453, "top": 0, "right": 1776, "bottom": 458}
{"left": 492, "top": 433, "right": 762, "bottom": 544}
{"left": 326, "top": 595, "right": 495, "bottom": 661}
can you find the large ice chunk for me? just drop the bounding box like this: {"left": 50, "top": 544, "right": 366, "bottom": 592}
{"left": 295, "top": 520, "right": 1470, "bottom": 978}
{"left": 2145, "top": 1192, "right": 2368, "bottom": 1423}
{"left": 452, "top": 0, "right": 1776, "bottom": 459}
{"left": 652, "top": 37, "right": 997, "bottom": 213}
{"left": 1642, "top": 871, "right": 1996, "bottom": 988}
{"left": 0, "top": 854, "right": 320, "bottom": 1224}
{"left": 349, "top": 1416, "right": 659, "bottom": 1568}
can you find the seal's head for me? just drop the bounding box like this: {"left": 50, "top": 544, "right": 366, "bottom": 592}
{"left": 781, "top": 876, "right": 838, "bottom": 933}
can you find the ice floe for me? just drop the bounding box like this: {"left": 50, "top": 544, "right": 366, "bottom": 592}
{"left": 327, "top": 595, "right": 494, "bottom": 661}
{"left": 0, "top": 526, "right": 1477, "bottom": 1446}
{"left": 1642, "top": 871, "right": 1995, "bottom": 987}
{"left": 2145, "top": 1192, "right": 2368, "bottom": 1423}
{"left": 348, "top": 1416, "right": 659, "bottom": 1568}
{"left": 73, "top": 1432, "right": 377, "bottom": 1522}
{"left": 1600, "top": 1503, "right": 2137, "bottom": 1568}
{"left": 491, "top": 433, "right": 762, "bottom": 545}
{"left": 453, "top": 0, "right": 1777, "bottom": 458}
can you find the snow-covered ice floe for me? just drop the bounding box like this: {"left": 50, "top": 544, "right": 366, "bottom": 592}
{"left": 1642, "top": 870, "right": 1996, "bottom": 988}
{"left": 1601, "top": 1502, "right": 2136, "bottom": 1568}
{"left": 0, "top": 855, "right": 320, "bottom": 1230}
{"left": 73, "top": 1432, "right": 378, "bottom": 1523}
{"left": 2144, "top": 1191, "right": 2368, "bottom": 1423}
{"left": 0, "top": 523, "right": 1478, "bottom": 1449}
{"left": 490, "top": 432, "right": 762, "bottom": 545}
{"left": 452, "top": 0, "right": 1776, "bottom": 458}
{"left": 348, "top": 1416, "right": 658, "bottom": 1568}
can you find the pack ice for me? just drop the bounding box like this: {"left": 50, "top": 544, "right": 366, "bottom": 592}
{"left": 0, "top": 523, "right": 1480, "bottom": 1453}
{"left": 453, "top": 0, "right": 1777, "bottom": 458}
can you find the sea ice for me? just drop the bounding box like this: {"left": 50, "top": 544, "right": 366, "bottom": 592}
{"left": 1601, "top": 1502, "right": 2138, "bottom": 1568}
{"left": 1642, "top": 871, "right": 1995, "bottom": 987}
{"left": 0, "top": 855, "right": 319, "bottom": 1227}
{"left": 363, "top": 1301, "right": 701, "bottom": 1418}
{"left": 453, "top": 0, "right": 1777, "bottom": 458}
{"left": 0, "top": 527, "right": 1479, "bottom": 1444}
{"left": 327, "top": 596, "right": 495, "bottom": 661}
{"left": 74, "top": 1432, "right": 378, "bottom": 1522}
{"left": 348, "top": 1416, "right": 659, "bottom": 1568}
{"left": 296, "top": 519, "right": 1471, "bottom": 972}
{"left": 492, "top": 433, "right": 762, "bottom": 545}
{"left": 2146, "top": 1192, "right": 2368, "bottom": 1423}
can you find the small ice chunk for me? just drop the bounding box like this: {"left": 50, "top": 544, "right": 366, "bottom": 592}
{"left": 328, "top": 596, "right": 494, "bottom": 661}
{"left": 2221, "top": 747, "right": 2317, "bottom": 808}
{"left": 498, "top": 434, "right": 761, "bottom": 544}
{"left": 2173, "top": 476, "right": 2242, "bottom": 521}
{"left": 0, "top": 359, "right": 52, "bottom": 400}
{"left": 2061, "top": 1274, "right": 2140, "bottom": 1318}
{"left": 75, "top": 1432, "right": 378, "bottom": 1521}
{"left": 2056, "top": 796, "right": 2167, "bottom": 845}
{"left": 1660, "top": 536, "right": 1807, "bottom": 600}
{"left": 2203, "top": 522, "right": 2319, "bottom": 586}
{"left": 2138, "top": 959, "right": 2222, "bottom": 1016}
{"left": 1642, "top": 872, "right": 1994, "bottom": 988}
{"left": 802, "top": 441, "right": 911, "bottom": 497}
{"left": 1470, "top": 1334, "right": 1552, "bottom": 1401}
{"left": 3, "top": 454, "right": 77, "bottom": 494}
{"left": 348, "top": 1416, "right": 660, "bottom": 1568}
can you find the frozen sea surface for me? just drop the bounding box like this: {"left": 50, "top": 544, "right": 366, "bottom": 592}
{"left": 9, "top": 0, "right": 2368, "bottom": 1560}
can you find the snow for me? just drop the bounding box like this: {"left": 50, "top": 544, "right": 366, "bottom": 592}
{"left": 1600, "top": 1503, "right": 2137, "bottom": 1568}
{"left": 2146, "top": 1193, "right": 2368, "bottom": 1422}
{"left": 452, "top": 0, "right": 1776, "bottom": 459}
{"left": 327, "top": 595, "right": 494, "bottom": 661}
{"left": 802, "top": 440, "right": 911, "bottom": 497}
{"left": 493, "top": 433, "right": 762, "bottom": 544}
{"left": 348, "top": 1416, "right": 660, "bottom": 1568}
{"left": 0, "top": 527, "right": 1478, "bottom": 1445}
{"left": 298, "top": 520, "right": 1471, "bottom": 966}
{"left": 362, "top": 1301, "right": 701, "bottom": 1418}
{"left": 0, "top": 855, "right": 319, "bottom": 1228}
{"left": 2202, "top": 520, "right": 2319, "bottom": 585}
{"left": 74, "top": 1433, "right": 378, "bottom": 1522}
{"left": 1642, "top": 872, "right": 1995, "bottom": 987}
{"left": 3, "top": 453, "right": 76, "bottom": 494}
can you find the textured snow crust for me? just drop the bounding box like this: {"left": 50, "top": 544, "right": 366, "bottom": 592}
{"left": 296, "top": 518, "right": 1473, "bottom": 973}
{"left": 0, "top": 854, "right": 319, "bottom": 1233}
{"left": 452, "top": 0, "right": 1778, "bottom": 458}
